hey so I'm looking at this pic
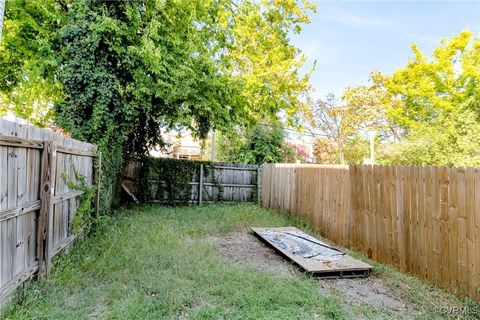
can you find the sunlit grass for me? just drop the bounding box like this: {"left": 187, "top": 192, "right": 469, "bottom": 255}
{"left": 2, "top": 204, "right": 478, "bottom": 319}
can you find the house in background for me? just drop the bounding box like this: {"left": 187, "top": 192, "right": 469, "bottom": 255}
{"left": 285, "top": 134, "right": 316, "bottom": 163}
{"left": 149, "top": 130, "right": 202, "bottom": 160}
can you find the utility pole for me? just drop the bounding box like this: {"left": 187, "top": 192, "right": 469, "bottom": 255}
{"left": 0, "top": 0, "right": 5, "bottom": 44}
{"left": 369, "top": 131, "right": 376, "bottom": 164}
{"left": 210, "top": 129, "right": 215, "bottom": 162}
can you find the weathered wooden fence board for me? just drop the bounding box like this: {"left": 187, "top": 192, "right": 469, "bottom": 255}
{"left": 262, "top": 163, "right": 480, "bottom": 301}
{"left": 0, "top": 119, "right": 98, "bottom": 305}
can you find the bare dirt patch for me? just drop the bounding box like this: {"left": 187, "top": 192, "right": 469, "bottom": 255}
{"left": 89, "top": 298, "right": 107, "bottom": 319}
{"left": 206, "top": 229, "right": 296, "bottom": 277}
{"left": 208, "top": 229, "right": 419, "bottom": 319}
{"left": 318, "top": 277, "right": 418, "bottom": 319}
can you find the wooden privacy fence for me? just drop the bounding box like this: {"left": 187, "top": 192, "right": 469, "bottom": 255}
{"left": 262, "top": 163, "right": 480, "bottom": 301}
{"left": 0, "top": 119, "right": 99, "bottom": 305}
{"left": 123, "top": 159, "right": 261, "bottom": 204}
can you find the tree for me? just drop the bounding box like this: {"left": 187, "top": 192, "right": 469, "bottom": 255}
{"left": 312, "top": 137, "right": 336, "bottom": 164}
{"left": 1, "top": 0, "right": 315, "bottom": 128}
{"left": 213, "top": 124, "right": 296, "bottom": 164}
{"left": 347, "top": 30, "right": 480, "bottom": 166}
{"left": 304, "top": 93, "right": 369, "bottom": 164}
{"left": 0, "top": 0, "right": 67, "bottom": 126}
{"left": 53, "top": 0, "right": 314, "bottom": 208}
{"left": 342, "top": 76, "right": 402, "bottom": 142}
{"left": 218, "top": 0, "right": 316, "bottom": 126}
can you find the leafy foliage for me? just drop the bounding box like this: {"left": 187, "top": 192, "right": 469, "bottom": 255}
{"left": 346, "top": 30, "right": 480, "bottom": 166}
{"left": 62, "top": 168, "right": 97, "bottom": 234}
{"left": 312, "top": 137, "right": 336, "bottom": 164}
{"left": 215, "top": 124, "right": 296, "bottom": 164}
{"left": 139, "top": 158, "right": 230, "bottom": 205}
{"left": 312, "top": 136, "right": 369, "bottom": 165}
{"left": 0, "top": 0, "right": 314, "bottom": 210}
{"left": 304, "top": 94, "right": 370, "bottom": 164}
{"left": 217, "top": 0, "right": 316, "bottom": 126}
{"left": 140, "top": 158, "right": 200, "bottom": 205}
{"left": 0, "top": 0, "right": 67, "bottom": 126}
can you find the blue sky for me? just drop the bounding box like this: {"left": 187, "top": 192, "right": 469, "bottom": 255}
{"left": 291, "top": 1, "right": 480, "bottom": 99}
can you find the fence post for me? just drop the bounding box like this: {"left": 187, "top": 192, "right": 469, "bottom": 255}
{"left": 257, "top": 165, "right": 262, "bottom": 204}
{"left": 37, "top": 140, "right": 57, "bottom": 277}
{"left": 93, "top": 151, "right": 102, "bottom": 217}
{"left": 198, "top": 164, "right": 204, "bottom": 205}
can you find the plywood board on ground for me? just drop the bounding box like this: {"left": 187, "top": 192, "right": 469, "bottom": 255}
{"left": 251, "top": 227, "right": 373, "bottom": 278}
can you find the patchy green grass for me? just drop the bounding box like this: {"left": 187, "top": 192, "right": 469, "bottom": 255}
{"left": 2, "top": 204, "right": 479, "bottom": 319}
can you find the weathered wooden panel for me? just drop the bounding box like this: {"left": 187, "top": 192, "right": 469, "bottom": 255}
{"left": 0, "top": 118, "right": 98, "bottom": 305}
{"left": 252, "top": 227, "right": 372, "bottom": 278}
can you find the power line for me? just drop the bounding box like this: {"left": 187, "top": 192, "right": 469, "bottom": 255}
{"left": 258, "top": 123, "right": 329, "bottom": 138}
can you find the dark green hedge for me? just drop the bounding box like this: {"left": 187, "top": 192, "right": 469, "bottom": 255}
{"left": 138, "top": 158, "right": 212, "bottom": 205}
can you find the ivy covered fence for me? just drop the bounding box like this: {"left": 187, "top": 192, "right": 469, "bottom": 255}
{"left": 122, "top": 158, "right": 261, "bottom": 205}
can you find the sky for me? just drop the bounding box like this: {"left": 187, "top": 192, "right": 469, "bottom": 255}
{"left": 291, "top": 0, "right": 480, "bottom": 100}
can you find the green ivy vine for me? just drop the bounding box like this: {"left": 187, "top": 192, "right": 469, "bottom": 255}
{"left": 62, "top": 168, "right": 97, "bottom": 234}
{"left": 252, "top": 169, "right": 259, "bottom": 204}
{"left": 138, "top": 158, "right": 228, "bottom": 205}
{"left": 206, "top": 166, "right": 224, "bottom": 202}
{"left": 139, "top": 158, "right": 199, "bottom": 205}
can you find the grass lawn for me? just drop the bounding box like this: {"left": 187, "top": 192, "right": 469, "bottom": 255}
{"left": 2, "top": 204, "right": 478, "bottom": 319}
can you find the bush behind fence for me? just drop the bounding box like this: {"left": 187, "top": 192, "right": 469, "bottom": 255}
{"left": 123, "top": 158, "right": 260, "bottom": 204}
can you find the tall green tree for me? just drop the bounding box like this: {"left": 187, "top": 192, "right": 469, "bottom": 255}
{"left": 214, "top": 124, "right": 296, "bottom": 164}
{"left": 54, "top": 0, "right": 230, "bottom": 207}
{"left": 218, "top": 0, "right": 315, "bottom": 125}
{"left": 0, "top": 0, "right": 68, "bottom": 126}
{"left": 53, "top": 0, "right": 314, "bottom": 208}
{"left": 346, "top": 30, "right": 480, "bottom": 166}
{"left": 304, "top": 94, "right": 370, "bottom": 164}
{"left": 1, "top": 0, "right": 315, "bottom": 209}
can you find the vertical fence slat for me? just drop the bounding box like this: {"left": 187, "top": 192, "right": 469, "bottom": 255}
{"left": 198, "top": 164, "right": 204, "bottom": 205}
{"left": 466, "top": 167, "right": 475, "bottom": 297}
{"left": 37, "top": 141, "right": 56, "bottom": 277}
{"left": 474, "top": 168, "right": 480, "bottom": 300}
{"left": 424, "top": 166, "right": 433, "bottom": 281}
{"left": 432, "top": 166, "right": 441, "bottom": 283}
{"left": 458, "top": 167, "right": 467, "bottom": 294}
{"left": 439, "top": 166, "right": 449, "bottom": 288}
{"left": 93, "top": 152, "right": 102, "bottom": 217}
{"left": 417, "top": 166, "right": 425, "bottom": 280}
{"left": 411, "top": 166, "right": 418, "bottom": 274}
{"left": 448, "top": 167, "right": 459, "bottom": 293}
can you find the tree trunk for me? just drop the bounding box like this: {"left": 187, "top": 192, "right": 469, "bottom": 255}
{"left": 338, "top": 141, "right": 345, "bottom": 164}
{"left": 0, "top": 0, "right": 5, "bottom": 43}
